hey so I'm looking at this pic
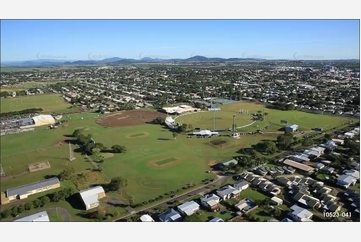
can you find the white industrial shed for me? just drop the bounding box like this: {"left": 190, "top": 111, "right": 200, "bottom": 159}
{"left": 14, "top": 211, "right": 50, "bottom": 222}
{"left": 32, "top": 114, "right": 56, "bottom": 127}
{"left": 79, "top": 186, "right": 106, "bottom": 210}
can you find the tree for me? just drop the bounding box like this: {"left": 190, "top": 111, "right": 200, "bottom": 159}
{"left": 24, "top": 202, "right": 33, "bottom": 211}
{"left": 257, "top": 141, "right": 278, "bottom": 155}
{"left": 109, "top": 177, "right": 128, "bottom": 193}
{"left": 11, "top": 207, "right": 18, "bottom": 217}
{"left": 111, "top": 145, "right": 126, "bottom": 153}
{"left": 272, "top": 207, "right": 282, "bottom": 217}
{"left": 128, "top": 195, "right": 135, "bottom": 207}
{"left": 33, "top": 199, "right": 41, "bottom": 208}
{"left": 277, "top": 134, "right": 294, "bottom": 149}
{"left": 1, "top": 209, "right": 11, "bottom": 218}
{"left": 172, "top": 132, "right": 178, "bottom": 140}
{"left": 302, "top": 138, "right": 314, "bottom": 146}
{"left": 183, "top": 213, "right": 202, "bottom": 222}
{"left": 58, "top": 167, "right": 75, "bottom": 181}
{"left": 40, "top": 196, "right": 51, "bottom": 207}
{"left": 17, "top": 204, "right": 25, "bottom": 214}
{"left": 72, "top": 128, "right": 83, "bottom": 138}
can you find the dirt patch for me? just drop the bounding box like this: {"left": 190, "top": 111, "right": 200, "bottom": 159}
{"left": 210, "top": 139, "right": 228, "bottom": 146}
{"left": 208, "top": 160, "right": 216, "bottom": 166}
{"left": 125, "top": 132, "right": 150, "bottom": 138}
{"left": 100, "top": 153, "right": 114, "bottom": 159}
{"left": 147, "top": 157, "right": 182, "bottom": 169}
{"left": 96, "top": 110, "right": 166, "bottom": 127}
{"left": 28, "top": 161, "right": 51, "bottom": 172}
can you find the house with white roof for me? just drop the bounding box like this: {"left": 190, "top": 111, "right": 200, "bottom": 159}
{"left": 344, "top": 169, "right": 360, "bottom": 180}
{"left": 79, "top": 186, "right": 106, "bottom": 210}
{"left": 216, "top": 185, "right": 240, "bottom": 200}
{"left": 336, "top": 174, "right": 357, "bottom": 189}
{"left": 200, "top": 193, "right": 221, "bottom": 211}
{"left": 177, "top": 200, "right": 200, "bottom": 216}
{"left": 287, "top": 205, "right": 314, "bottom": 222}
{"left": 140, "top": 214, "right": 155, "bottom": 222}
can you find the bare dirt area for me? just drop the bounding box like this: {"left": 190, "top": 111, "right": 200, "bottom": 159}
{"left": 28, "top": 161, "right": 51, "bottom": 172}
{"left": 96, "top": 110, "right": 166, "bottom": 127}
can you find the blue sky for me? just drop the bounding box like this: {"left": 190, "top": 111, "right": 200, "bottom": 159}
{"left": 1, "top": 20, "right": 359, "bottom": 61}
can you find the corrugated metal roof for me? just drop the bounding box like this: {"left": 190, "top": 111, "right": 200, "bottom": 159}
{"left": 15, "top": 211, "right": 50, "bottom": 222}
{"left": 7, "top": 177, "right": 60, "bottom": 197}
{"left": 79, "top": 186, "right": 105, "bottom": 206}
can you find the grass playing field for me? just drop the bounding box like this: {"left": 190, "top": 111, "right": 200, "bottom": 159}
{"left": 0, "top": 94, "right": 72, "bottom": 113}
{"left": 0, "top": 101, "right": 353, "bottom": 210}
{"left": 178, "top": 101, "right": 352, "bottom": 132}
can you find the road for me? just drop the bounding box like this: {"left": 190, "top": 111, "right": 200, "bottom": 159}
{"left": 113, "top": 173, "right": 230, "bottom": 221}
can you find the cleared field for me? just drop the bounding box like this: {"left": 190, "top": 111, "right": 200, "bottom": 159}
{"left": 0, "top": 94, "right": 71, "bottom": 113}
{"left": 178, "top": 101, "right": 352, "bottom": 132}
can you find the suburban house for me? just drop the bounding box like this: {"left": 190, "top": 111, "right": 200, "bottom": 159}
{"left": 209, "top": 217, "right": 224, "bottom": 222}
{"left": 314, "top": 162, "right": 325, "bottom": 170}
{"left": 293, "top": 192, "right": 321, "bottom": 209}
{"left": 79, "top": 186, "right": 106, "bottom": 211}
{"left": 343, "top": 169, "right": 360, "bottom": 180}
{"left": 158, "top": 208, "right": 182, "bottom": 222}
{"left": 287, "top": 205, "right": 314, "bottom": 222}
{"left": 233, "top": 179, "right": 250, "bottom": 191}
{"left": 332, "top": 138, "right": 344, "bottom": 145}
{"left": 216, "top": 185, "right": 240, "bottom": 200}
{"left": 14, "top": 211, "right": 50, "bottom": 222}
{"left": 200, "top": 193, "right": 221, "bottom": 211}
{"left": 336, "top": 174, "right": 357, "bottom": 189}
{"left": 177, "top": 200, "right": 200, "bottom": 216}
{"left": 285, "top": 124, "right": 298, "bottom": 132}
{"left": 234, "top": 199, "right": 257, "bottom": 214}
{"left": 322, "top": 166, "right": 335, "bottom": 174}
{"left": 140, "top": 214, "right": 155, "bottom": 222}
{"left": 283, "top": 159, "right": 314, "bottom": 174}
{"left": 270, "top": 196, "right": 283, "bottom": 206}
{"left": 5, "top": 177, "right": 60, "bottom": 203}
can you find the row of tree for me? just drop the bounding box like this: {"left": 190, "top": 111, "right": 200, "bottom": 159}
{"left": 1, "top": 108, "right": 43, "bottom": 118}
{"left": 72, "top": 129, "right": 126, "bottom": 155}
{"left": 0, "top": 187, "right": 76, "bottom": 219}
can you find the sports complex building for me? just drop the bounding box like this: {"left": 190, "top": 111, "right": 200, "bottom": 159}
{"left": 2, "top": 114, "right": 56, "bottom": 130}
{"left": 162, "top": 105, "right": 200, "bottom": 115}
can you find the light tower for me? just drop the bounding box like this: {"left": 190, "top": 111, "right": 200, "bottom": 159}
{"left": 232, "top": 114, "right": 237, "bottom": 137}
{"left": 0, "top": 163, "right": 5, "bottom": 177}
{"left": 69, "top": 142, "right": 76, "bottom": 161}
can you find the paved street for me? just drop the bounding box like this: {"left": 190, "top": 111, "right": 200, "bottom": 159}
{"left": 114, "top": 172, "right": 230, "bottom": 221}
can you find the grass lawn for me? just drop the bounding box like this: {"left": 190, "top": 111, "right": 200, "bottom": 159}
{"left": 0, "top": 94, "right": 71, "bottom": 113}
{"left": 197, "top": 206, "right": 235, "bottom": 222}
{"left": 239, "top": 188, "right": 270, "bottom": 201}
{"left": 178, "top": 101, "right": 352, "bottom": 133}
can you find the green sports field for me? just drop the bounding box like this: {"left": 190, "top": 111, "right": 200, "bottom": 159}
{"left": 0, "top": 101, "right": 353, "bottom": 206}
{"left": 178, "top": 101, "right": 352, "bottom": 132}
{"left": 0, "top": 94, "right": 72, "bottom": 113}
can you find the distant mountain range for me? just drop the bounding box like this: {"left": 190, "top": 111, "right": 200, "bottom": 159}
{"left": 1, "top": 55, "right": 359, "bottom": 67}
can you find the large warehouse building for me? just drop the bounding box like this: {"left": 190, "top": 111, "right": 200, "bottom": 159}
{"left": 162, "top": 105, "right": 199, "bottom": 115}
{"left": 32, "top": 114, "right": 56, "bottom": 127}
{"left": 5, "top": 177, "right": 60, "bottom": 203}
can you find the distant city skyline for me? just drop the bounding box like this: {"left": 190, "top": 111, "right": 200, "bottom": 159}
{"left": 1, "top": 19, "right": 359, "bottom": 62}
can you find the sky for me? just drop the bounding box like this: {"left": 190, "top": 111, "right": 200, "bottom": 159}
{"left": 1, "top": 20, "right": 359, "bottom": 62}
